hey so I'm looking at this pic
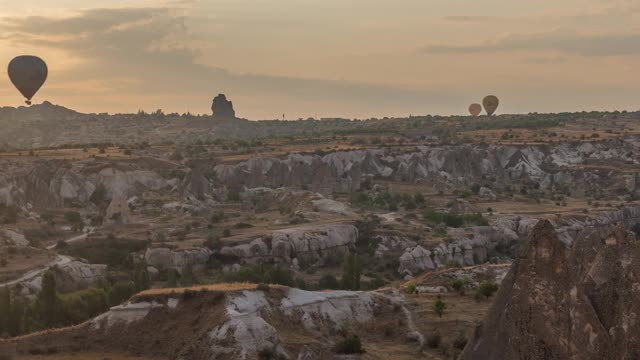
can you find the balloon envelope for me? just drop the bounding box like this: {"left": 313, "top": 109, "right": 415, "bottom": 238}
{"left": 483, "top": 95, "right": 499, "bottom": 116}
{"left": 8, "top": 55, "right": 48, "bottom": 104}
{"left": 469, "top": 103, "right": 482, "bottom": 116}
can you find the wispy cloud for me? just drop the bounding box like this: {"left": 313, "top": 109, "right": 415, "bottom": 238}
{"left": 0, "top": 7, "right": 458, "bottom": 117}
{"left": 423, "top": 30, "right": 640, "bottom": 57}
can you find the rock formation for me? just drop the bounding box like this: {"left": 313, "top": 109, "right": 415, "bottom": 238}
{"left": 462, "top": 220, "right": 640, "bottom": 360}
{"left": 220, "top": 224, "right": 357, "bottom": 266}
{"left": 144, "top": 247, "right": 213, "bottom": 274}
{"left": 214, "top": 139, "right": 640, "bottom": 195}
{"left": 211, "top": 94, "right": 236, "bottom": 119}
{"left": 19, "top": 261, "right": 107, "bottom": 296}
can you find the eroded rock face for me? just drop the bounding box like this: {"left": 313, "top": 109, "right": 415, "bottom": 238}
{"left": 214, "top": 139, "right": 640, "bottom": 194}
{"left": 144, "top": 247, "right": 213, "bottom": 273}
{"left": 462, "top": 220, "right": 640, "bottom": 360}
{"left": 211, "top": 94, "right": 236, "bottom": 119}
{"left": 0, "top": 159, "right": 168, "bottom": 208}
{"left": 20, "top": 261, "right": 107, "bottom": 296}
{"left": 220, "top": 224, "right": 358, "bottom": 266}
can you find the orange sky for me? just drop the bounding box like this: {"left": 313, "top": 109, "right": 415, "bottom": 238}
{"left": 0, "top": 0, "right": 639, "bottom": 119}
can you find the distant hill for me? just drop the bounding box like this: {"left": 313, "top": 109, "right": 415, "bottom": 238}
{"left": 0, "top": 100, "right": 638, "bottom": 149}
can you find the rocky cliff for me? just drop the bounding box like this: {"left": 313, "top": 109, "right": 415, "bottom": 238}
{"left": 461, "top": 220, "right": 640, "bottom": 360}
{"left": 220, "top": 224, "right": 358, "bottom": 267}
{"left": 214, "top": 138, "right": 640, "bottom": 194}
{"left": 0, "top": 158, "right": 170, "bottom": 208}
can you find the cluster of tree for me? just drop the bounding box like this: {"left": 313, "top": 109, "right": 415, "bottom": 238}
{"left": 351, "top": 192, "right": 426, "bottom": 211}
{"left": 216, "top": 263, "right": 297, "bottom": 287}
{"left": 64, "top": 211, "right": 84, "bottom": 231}
{"left": 215, "top": 253, "right": 384, "bottom": 292}
{"left": 0, "top": 264, "right": 149, "bottom": 337}
{"left": 423, "top": 210, "right": 488, "bottom": 228}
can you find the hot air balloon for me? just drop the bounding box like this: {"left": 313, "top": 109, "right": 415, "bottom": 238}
{"left": 8, "top": 55, "right": 48, "bottom": 105}
{"left": 483, "top": 95, "right": 499, "bottom": 116}
{"left": 469, "top": 103, "right": 482, "bottom": 117}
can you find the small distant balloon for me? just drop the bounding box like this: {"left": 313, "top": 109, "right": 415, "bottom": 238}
{"left": 468, "top": 103, "right": 482, "bottom": 117}
{"left": 8, "top": 55, "right": 48, "bottom": 105}
{"left": 483, "top": 95, "right": 499, "bottom": 116}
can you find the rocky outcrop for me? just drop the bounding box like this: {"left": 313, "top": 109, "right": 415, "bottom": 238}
{"left": 398, "top": 246, "right": 435, "bottom": 275}
{"left": 0, "top": 159, "right": 168, "bottom": 208}
{"left": 310, "top": 198, "right": 354, "bottom": 216}
{"left": 105, "top": 192, "right": 131, "bottom": 224}
{"left": 1, "top": 229, "right": 28, "bottom": 247}
{"left": 462, "top": 220, "right": 640, "bottom": 360}
{"left": 214, "top": 138, "right": 640, "bottom": 194}
{"left": 144, "top": 247, "right": 213, "bottom": 274}
{"left": 211, "top": 94, "right": 236, "bottom": 119}
{"left": 479, "top": 186, "right": 496, "bottom": 200}
{"left": 20, "top": 261, "right": 107, "bottom": 296}
{"left": 395, "top": 225, "right": 519, "bottom": 277}
{"left": 220, "top": 224, "right": 357, "bottom": 266}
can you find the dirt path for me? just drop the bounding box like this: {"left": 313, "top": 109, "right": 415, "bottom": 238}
{"left": 45, "top": 233, "right": 89, "bottom": 250}
{"left": 0, "top": 255, "right": 73, "bottom": 287}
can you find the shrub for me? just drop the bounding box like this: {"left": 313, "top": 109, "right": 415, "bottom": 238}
{"left": 318, "top": 273, "right": 339, "bottom": 290}
{"left": 406, "top": 283, "right": 417, "bottom": 294}
{"left": 217, "top": 264, "right": 295, "bottom": 287}
{"left": 334, "top": 335, "right": 365, "bottom": 354}
{"left": 426, "top": 333, "right": 441, "bottom": 349}
{"left": 258, "top": 348, "right": 282, "bottom": 360}
{"left": 462, "top": 213, "right": 489, "bottom": 226}
{"left": 233, "top": 222, "right": 253, "bottom": 229}
{"left": 453, "top": 334, "right": 468, "bottom": 350}
{"left": 444, "top": 259, "right": 461, "bottom": 268}
{"left": 222, "top": 229, "right": 231, "bottom": 237}
{"left": 210, "top": 211, "right": 225, "bottom": 223}
{"left": 204, "top": 234, "right": 222, "bottom": 250}
{"left": 227, "top": 191, "right": 241, "bottom": 202}
{"left": 477, "top": 282, "right": 499, "bottom": 299}
{"left": 449, "top": 279, "right": 469, "bottom": 295}
{"left": 432, "top": 298, "right": 446, "bottom": 318}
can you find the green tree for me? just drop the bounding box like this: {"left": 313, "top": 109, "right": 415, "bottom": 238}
{"left": 37, "top": 270, "right": 62, "bottom": 327}
{"left": 0, "top": 286, "right": 10, "bottom": 335}
{"left": 450, "top": 278, "right": 471, "bottom": 296}
{"left": 432, "top": 298, "right": 447, "bottom": 318}
{"left": 8, "top": 296, "right": 25, "bottom": 336}
{"left": 180, "top": 265, "right": 196, "bottom": 287}
{"left": 477, "top": 282, "right": 499, "bottom": 299}
{"left": 133, "top": 261, "right": 150, "bottom": 292}
{"left": 107, "top": 281, "right": 135, "bottom": 306}
{"left": 64, "top": 211, "right": 84, "bottom": 231}
{"left": 167, "top": 269, "right": 179, "bottom": 288}
{"left": 340, "top": 253, "right": 361, "bottom": 291}
{"left": 318, "top": 273, "right": 339, "bottom": 290}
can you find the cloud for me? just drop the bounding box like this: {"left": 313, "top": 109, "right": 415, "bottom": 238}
{"left": 422, "top": 30, "right": 640, "bottom": 56}
{"left": 0, "top": 7, "right": 455, "bottom": 117}
{"left": 521, "top": 56, "right": 566, "bottom": 64}
{"left": 442, "top": 16, "right": 501, "bottom": 23}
